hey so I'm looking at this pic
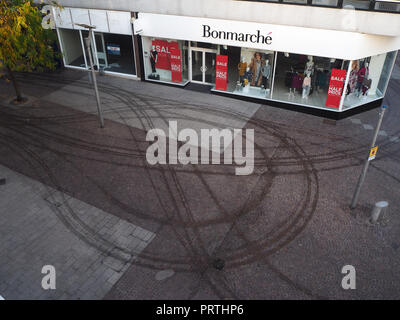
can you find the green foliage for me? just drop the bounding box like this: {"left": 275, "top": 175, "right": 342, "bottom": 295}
{"left": 0, "top": 0, "right": 60, "bottom": 73}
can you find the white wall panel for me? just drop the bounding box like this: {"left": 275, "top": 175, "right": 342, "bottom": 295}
{"left": 89, "top": 9, "right": 109, "bottom": 33}
{"left": 53, "top": 7, "right": 73, "bottom": 29}
{"left": 53, "top": 0, "right": 400, "bottom": 37}
{"left": 107, "top": 11, "right": 132, "bottom": 35}
{"left": 70, "top": 8, "right": 90, "bottom": 29}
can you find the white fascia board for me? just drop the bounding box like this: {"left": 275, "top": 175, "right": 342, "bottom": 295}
{"left": 135, "top": 13, "right": 400, "bottom": 60}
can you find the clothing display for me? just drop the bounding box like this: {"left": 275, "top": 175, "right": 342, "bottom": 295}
{"left": 316, "top": 70, "right": 327, "bottom": 88}
{"left": 262, "top": 76, "right": 269, "bottom": 89}
{"left": 238, "top": 62, "right": 247, "bottom": 76}
{"left": 261, "top": 64, "right": 271, "bottom": 79}
{"left": 348, "top": 69, "right": 358, "bottom": 93}
{"left": 302, "top": 75, "right": 311, "bottom": 98}
{"left": 256, "top": 61, "right": 262, "bottom": 83}
{"left": 303, "top": 76, "right": 311, "bottom": 87}
{"left": 249, "top": 56, "right": 265, "bottom": 87}
{"left": 357, "top": 66, "right": 367, "bottom": 83}
{"left": 302, "top": 85, "right": 310, "bottom": 98}
{"left": 150, "top": 50, "right": 158, "bottom": 73}
{"left": 285, "top": 72, "right": 295, "bottom": 88}
{"left": 291, "top": 73, "right": 303, "bottom": 90}
{"left": 355, "top": 66, "right": 368, "bottom": 95}
{"left": 305, "top": 61, "right": 314, "bottom": 75}
{"left": 244, "top": 70, "right": 253, "bottom": 85}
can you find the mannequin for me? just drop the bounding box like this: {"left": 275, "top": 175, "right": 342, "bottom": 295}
{"left": 238, "top": 56, "right": 247, "bottom": 84}
{"left": 150, "top": 45, "right": 158, "bottom": 74}
{"left": 244, "top": 66, "right": 253, "bottom": 85}
{"left": 261, "top": 59, "right": 271, "bottom": 89}
{"left": 347, "top": 60, "right": 360, "bottom": 95}
{"left": 315, "top": 68, "right": 326, "bottom": 92}
{"left": 305, "top": 56, "right": 314, "bottom": 76}
{"left": 302, "top": 72, "right": 311, "bottom": 99}
{"left": 249, "top": 52, "right": 265, "bottom": 87}
{"left": 243, "top": 67, "right": 251, "bottom": 93}
{"left": 361, "top": 62, "right": 371, "bottom": 96}
{"left": 356, "top": 61, "right": 368, "bottom": 97}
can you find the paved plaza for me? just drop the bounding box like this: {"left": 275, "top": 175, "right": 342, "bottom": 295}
{"left": 0, "top": 57, "right": 400, "bottom": 299}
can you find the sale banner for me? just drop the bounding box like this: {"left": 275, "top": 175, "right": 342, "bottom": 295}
{"left": 325, "top": 68, "right": 347, "bottom": 109}
{"left": 152, "top": 40, "right": 179, "bottom": 70}
{"left": 170, "top": 48, "right": 182, "bottom": 83}
{"left": 216, "top": 55, "right": 228, "bottom": 91}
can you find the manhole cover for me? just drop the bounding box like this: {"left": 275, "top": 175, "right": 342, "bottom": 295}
{"left": 212, "top": 259, "right": 225, "bottom": 271}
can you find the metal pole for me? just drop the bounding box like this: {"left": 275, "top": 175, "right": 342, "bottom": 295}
{"left": 350, "top": 105, "right": 388, "bottom": 209}
{"left": 84, "top": 29, "right": 104, "bottom": 128}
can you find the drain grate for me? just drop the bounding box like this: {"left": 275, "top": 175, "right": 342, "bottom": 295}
{"left": 212, "top": 258, "right": 225, "bottom": 271}
{"left": 0, "top": 178, "right": 6, "bottom": 185}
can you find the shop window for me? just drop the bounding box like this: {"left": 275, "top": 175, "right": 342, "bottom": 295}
{"left": 214, "top": 47, "right": 275, "bottom": 99}
{"left": 190, "top": 42, "right": 218, "bottom": 50}
{"left": 272, "top": 53, "right": 344, "bottom": 109}
{"left": 81, "top": 30, "right": 97, "bottom": 69}
{"left": 58, "top": 29, "right": 86, "bottom": 68}
{"left": 343, "top": 51, "right": 397, "bottom": 109}
{"left": 377, "top": 51, "right": 397, "bottom": 95}
{"left": 343, "top": 0, "right": 371, "bottom": 10}
{"left": 282, "top": 0, "right": 307, "bottom": 4}
{"left": 143, "top": 37, "right": 189, "bottom": 85}
{"left": 312, "top": 0, "right": 339, "bottom": 6}
{"left": 102, "top": 33, "right": 136, "bottom": 75}
{"left": 233, "top": 49, "right": 275, "bottom": 98}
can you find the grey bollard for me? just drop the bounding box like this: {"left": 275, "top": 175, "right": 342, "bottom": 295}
{"left": 370, "top": 201, "right": 388, "bottom": 223}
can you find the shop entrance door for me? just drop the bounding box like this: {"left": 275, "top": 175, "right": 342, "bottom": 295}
{"left": 94, "top": 33, "right": 108, "bottom": 69}
{"left": 190, "top": 48, "right": 217, "bottom": 85}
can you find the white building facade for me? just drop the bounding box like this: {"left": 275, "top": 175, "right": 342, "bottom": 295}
{"left": 48, "top": 0, "right": 400, "bottom": 116}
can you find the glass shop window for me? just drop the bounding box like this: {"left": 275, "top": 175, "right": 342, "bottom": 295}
{"left": 273, "top": 52, "right": 345, "bottom": 109}
{"left": 59, "top": 28, "right": 86, "bottom": 68}
{"left": 343, "top": 51, "right": 397, "bottom": 109}
{"left": 143, "top": 37, "right": 188, "bottom": 84}
{"left": 217, "top": 46, "right": 275, "bottom": 99}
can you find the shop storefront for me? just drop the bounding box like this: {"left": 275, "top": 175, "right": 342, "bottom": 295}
{"left": 53, "top": 7, "right": 138, "bottom": 78}
{"left": 135, "top": 13, "right": 399, "bottom": 113}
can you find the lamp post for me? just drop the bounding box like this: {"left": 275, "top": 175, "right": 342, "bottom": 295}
{"left": 75, "top": 23, "right": 104, "bottom": 128}
{"left": 350, "top": 105, "right": 388, "bottom": 209}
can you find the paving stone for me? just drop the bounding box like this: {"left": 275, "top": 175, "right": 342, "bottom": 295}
{"left": 350, "top": 118, "right": 362, "bottom": 124}
{"left": 363, "top": 124, "right": 374, "bottom": 130}
{"left": 0, "top": 164, "right": 155, "bottom": 299}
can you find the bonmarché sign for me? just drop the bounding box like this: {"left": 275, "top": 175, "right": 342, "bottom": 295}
{"left": 202, "top": 25, "right": 272, "bottom": 45}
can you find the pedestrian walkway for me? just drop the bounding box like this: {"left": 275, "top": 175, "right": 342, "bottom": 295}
{"left": 41, "top": 75, "right": 261, "bottom": 152}
{"left": 0, "top": 164, "right": 155, "bottom": 299}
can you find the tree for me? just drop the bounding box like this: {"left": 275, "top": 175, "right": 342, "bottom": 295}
{"left": 0, "top": 0, "right": 59, "bottom": 103}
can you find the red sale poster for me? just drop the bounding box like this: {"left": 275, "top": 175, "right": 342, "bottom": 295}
{"left": 152, "top": 40, "right": 179, "bottom": 70}
{"left": 216, "top": 55, "right": 228, "bottom": 91}
{"left": 326, "top": 68, "right": 347, "bottom": 109}
{"left": 170, "top": 48, "right": 182, "bottom": 83}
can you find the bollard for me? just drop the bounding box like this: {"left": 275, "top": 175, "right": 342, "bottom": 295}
{"left": 370, "top": 201, "right": 388, "bottom": 224}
